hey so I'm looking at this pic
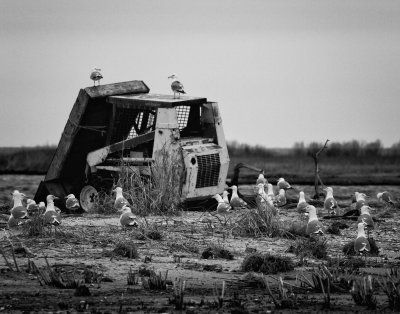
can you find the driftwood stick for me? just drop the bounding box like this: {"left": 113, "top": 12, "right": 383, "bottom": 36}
{"left": 7, "top": 239, "right": 19, "bottom": 272}
{"left": 0, "top": 246, "right": 13, "bottom": 271}
{"left": 312, "top": 139, "right": 330, "bottom": 199}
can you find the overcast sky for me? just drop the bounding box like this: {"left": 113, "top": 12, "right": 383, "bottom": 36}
{"left": 1, "top": 0, "right": 399, "bottom": 148}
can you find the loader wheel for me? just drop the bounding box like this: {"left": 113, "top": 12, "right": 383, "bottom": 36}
{"left": 79, "top": 185, "right": 98, "bottom": 212}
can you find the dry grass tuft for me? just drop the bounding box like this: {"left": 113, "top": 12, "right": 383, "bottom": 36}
{"left": 234, "top": 206, "right": 286, "bottom": 238}
{"left": 22, "top": 214, "right": 45, "bottom": 236}
{"left": 112, "top": 241, "right": 139, "bottom": 259}
{"left": 92, "top": 190, "right": 115, "bottom": 214}
{"left": 350, "top": 276, "right": 377, "bottom": 309}
{"left": 201, "top": 243, "right": 234, "bottom": 260}
{"left": 117, "top": 145, "right": 184, "bottom": 216}
{"left": 287, "top": 236, "right": 327, "bottom": 262}
{"left": 142, "top": 270, "right": 169, "bottom": 290}
{"left": 241, "top": 253, "right": 294, "bottom": 274}
{"left": 378, "top": 268, "right": 400, "bottom": 311}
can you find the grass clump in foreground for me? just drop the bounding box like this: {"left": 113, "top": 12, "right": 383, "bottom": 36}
{"left": 241, "top": 253, "right": 294, "bottom": 274}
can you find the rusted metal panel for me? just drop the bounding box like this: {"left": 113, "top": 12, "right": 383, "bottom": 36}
{"left": 108, "top": 93, "right": 207, "bottom": 109}
{"left": 38, "top": 81, "right": 150, "bottom": 202}
{"left": 87, "top": 131, "right": 155, "bottom": 167}
{"left": 84, "top": 80, "right": 150, "bottom": 98}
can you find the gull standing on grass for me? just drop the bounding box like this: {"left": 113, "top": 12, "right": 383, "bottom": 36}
{"left": 65, "top": 194, "right": 80, "bottom": 211}
{"left": 90, "top": 67, "right": 103, "bottom": 86}
{"left": 354, "top": 192, "right": 368, "bottom": 212}
{"left": 26, "top": 199, "right": 39, "bottom": 215}
{"left": 230, "top": 185, "right": 248, "bottom": 209}
{"left": 266, "top": 183, "right": 275, "bottom": 203}
{"left": 113, "top": 187, "right": 130, "bottom": 210}
{"left": 119, "top": 205, "right": 138, "bottom": 229}
{"left": 323, "top": 187, "right": 339, "bottom": 215}
{"left": 305, "top": 205, "right": 324, "bottom": 235}
{"left": 277, "top": 178, "right": 293, "bottom": 190}
{"left": 357, "top": 205, "right": 374, "bottom": 237}
{"left": 297, "top": 191, "right": 309, "bottom": 213}
{"left": 38, "top": 202, "right": 46, "bottom": 214}
{"left": 256, "top": 171, "right": 268, "bottom": 185}
{"left": 10, "top": 190, "right": 29, "bottom": 219}
{"left": 168, "top": 74, "right": 186, "bottom": 99}
{"left": 212, "top": 194, "right": 231, "bottom": 215}
{"left": 354, "top": 222, "right": 370, "bottom": 255}
{"left": 377, "top": 191, "right": 395, "bottom": 206}
{"left": 222, "top": 190, "right": 230, "bottom": 205}
{"left": 44, "top": 195, "right": 62, "bottom": 235}
{"left": 275, "top": 189, "right": 287, "bottom": 207}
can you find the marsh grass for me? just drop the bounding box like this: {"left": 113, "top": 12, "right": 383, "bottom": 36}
{"left": 92, "top": 190, "right": 115, "bottom": 214}
{"left": 241, "top": 253, "right": 294, "bottom": 274}
{"left": 378, "top": 269, "right": 400, "bottom": 310}
{"left": 287, "top": 236, "right": 327, "bottom": 262}
{"left": 201, "top": 242, "right": 234, "bottom": 260}
{"left": 22, "top": 214, "right": 45, "bottom": 236}
{"left": 234, "top": 205, "right": 285, "bottom": 238}
{"left": 112, "top": 241, "right": 139, "bottom": 259}
{"left": 116, "top": 145, "right": 184, "bottom": 216}
{"left": 350, "top": 276, "right": 377, "bottom": 309}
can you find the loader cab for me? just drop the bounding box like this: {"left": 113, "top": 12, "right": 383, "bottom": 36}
{"left": 34, "top": 81, "right": 229, "bottom": 212}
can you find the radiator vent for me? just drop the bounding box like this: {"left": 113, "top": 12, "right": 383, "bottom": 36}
{"left": 196, "top": 153, "right": 221, "bottom": 188}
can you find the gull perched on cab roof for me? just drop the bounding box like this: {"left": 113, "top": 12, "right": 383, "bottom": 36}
{"left": 90, "top": 67, "right": 103, "bottom": 86}
{"left": 168, "top": 74, "right": 186, "bottom": 99}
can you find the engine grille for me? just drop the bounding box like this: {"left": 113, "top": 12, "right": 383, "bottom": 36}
{"left": 195, "top": 153, "right": 221, "bottom": 188}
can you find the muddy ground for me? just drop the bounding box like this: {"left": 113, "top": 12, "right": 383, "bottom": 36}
{"left": 0, "top": 183, "right": 400, "bottom": 313}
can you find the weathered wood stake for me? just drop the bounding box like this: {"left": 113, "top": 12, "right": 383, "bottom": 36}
{"left": 311, "top": 139, "right": 329, "bottom": 199}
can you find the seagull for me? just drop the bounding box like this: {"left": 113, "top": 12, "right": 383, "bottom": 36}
{"left": 113, "top": 187, "right": 129, "bottom": 210}
{"left": 90, "top": 67, "right": 103, "bottom": 86}
{"left": 119, "top": 205, "right": 138, "bottom": 229}
{"left": 354, "top": 192, "right": 368, "bottom": 212}
{"left": 377, "top": 191, "right": 395, "bottom": 206}
{"left": 212, "top": 194, "right": 231, "bottom": 215}
{"left": 297, "top": 191, "right": 309, "bottom": 213}
{"left": 323, "top": 187, "right": 339, "bottom": 215}
{"left": 7, "top": 215, "right": 24, "bottom": 228}
{"left": 168, "top": 74, "right": 186, "bottom": 99}
{"left": 354, "top": 222, "right": 370, "bottom": 255}
{"left": 256, "top": 171, "right": 268, "bottom": 185}
{"left": 38, "top": 202, "right": 46, "bottom": 214}
{"left": 256, "top": 183, "right": 274, "bottom": 208}
{"left": 275, "top": 189, "right": 287, "bottom": 207}
{"left": 26, "top": 199, "right": 39, "bottom": 216}
{"left": 230, "top": 185, "right": 248, "bottom": 209}
{"left": 357, "top": 205, "right": 374, "bottom": 236}
{"left": 222, "top": 190, "right": 230, "bottom": 205}
{"left": 305, "top": 205, "right": 324, "bottom": 235}
{"left": 10, "top": 190, "right": 29, "bottom": 220}
{"left": 65, "top": 194, "right": 80, "bottom": 211}
{"left": 277, "top": 178, "right": 293, "bottom": 190}
{"left": 44, "top": 195, "right": 62, "bottom": 235}
{"left": 266, "top": 183, "right": 276, "bottom": 203}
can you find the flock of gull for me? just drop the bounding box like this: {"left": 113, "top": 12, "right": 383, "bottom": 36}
{"left": 6, "top": 187, "right": 139, "bottom": 233}
{"left": 211, "top": 172, "right": 396, "bottom": 256}
{"left": 6, "top": 174, "right": 396, "bottom": 255}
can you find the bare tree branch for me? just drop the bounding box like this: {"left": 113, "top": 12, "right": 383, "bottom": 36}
{"left": 311, "top": 139, "right": 330, "bottom": 199}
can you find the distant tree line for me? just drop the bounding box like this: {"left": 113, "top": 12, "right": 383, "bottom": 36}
{"left": 0, "top": 145, "right": 55, "bottom": 174}
{"left": 0, "top": 139, "right": 399, "bottom": 174}
{"left": 228, "top": 139, "right": 400, "bottom": 159}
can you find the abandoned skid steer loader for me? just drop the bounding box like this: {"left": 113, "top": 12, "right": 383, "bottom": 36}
{"left": 34, "top": 81, "right": 230, "bottom": 211}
